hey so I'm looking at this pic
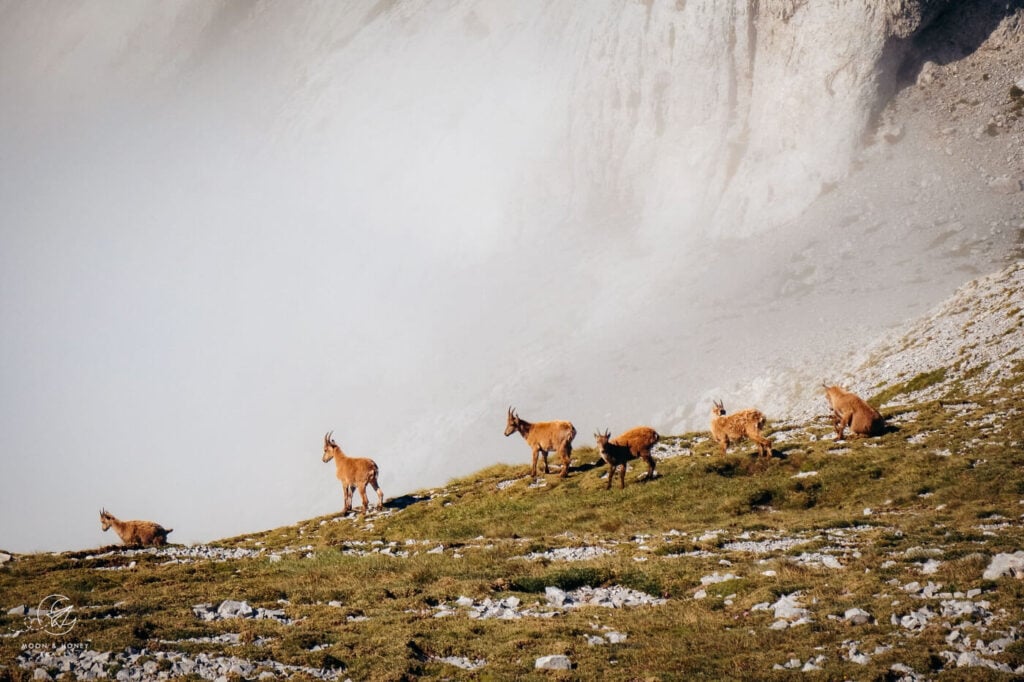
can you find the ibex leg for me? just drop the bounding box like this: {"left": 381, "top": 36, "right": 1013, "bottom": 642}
{"left": 557, "top": 446, "right": 570, "bottom": 478}
{"left": 342, "top": 485, "right": 353, "bottom": 514}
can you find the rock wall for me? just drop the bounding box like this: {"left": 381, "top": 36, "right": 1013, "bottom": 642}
{"left": 563, "top": 0, "right": 957, "bottom": 237}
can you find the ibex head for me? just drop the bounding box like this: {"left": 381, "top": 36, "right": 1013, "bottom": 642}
{"left": 504, "top": 407, "right": 521, "bottom": 437}
{"left": 99, "top": 508, "right": 113, "bottom": 531}
{"left": 711, "top": 400, "right": 726, "bottom": 417}
{"left": 323, "top": 431, "right": 338, "bottom": 463}
{"left": 593, "top": 429, "right": 612, "bottom": 447}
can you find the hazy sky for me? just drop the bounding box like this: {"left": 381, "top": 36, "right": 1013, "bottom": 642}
{"left": 1, "top": 1, "right": 1015, "bottom": 553}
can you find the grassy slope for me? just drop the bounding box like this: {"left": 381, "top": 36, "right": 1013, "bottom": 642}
{"left": 2, "top": 364, "right": 1024, "bottom": 681}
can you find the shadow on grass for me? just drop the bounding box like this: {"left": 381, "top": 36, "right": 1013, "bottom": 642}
{"left": 63, "top": 544, "right": 140, "bottom": 559}
{"left": 573, "top": 459, "right": 604, "bottom": 474}
{"left": 385, "top": 494, "right": 430, "bottom": 511}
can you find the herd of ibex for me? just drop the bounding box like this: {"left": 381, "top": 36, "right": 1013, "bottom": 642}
{"left": 498, "top": 383, "right": 887, "bottom": 492}
{"left": 100, "top": 385, "right": 887, "bottom": 545}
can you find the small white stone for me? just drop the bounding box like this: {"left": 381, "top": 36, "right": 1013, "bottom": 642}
{"left": 844, "top": 608, "right": 873, "bottom": 625}
{"left": 535, "top": 654, "right": 572, "bottom": 671}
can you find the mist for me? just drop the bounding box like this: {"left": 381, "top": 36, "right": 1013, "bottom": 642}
{"left": 1, "top": 1, "right": 1016, "bottom": 553}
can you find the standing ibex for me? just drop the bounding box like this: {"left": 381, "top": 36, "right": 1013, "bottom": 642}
{"left": 322, "top": 431, "right": 384, "bottom": 514}
{"left": 594, "top": 426, "right": 660, "bottom": 489}
{"left": 709, "top": 400, "right": 772, "bottom": 458}
{"left": 504, "top": 407, "right": 577, "bottom": 478}
{"left": 823, "top": 384, "right": 885, "bottom": 440}
{"left": 99, "top": 509, "right": 172, "bottom": 547}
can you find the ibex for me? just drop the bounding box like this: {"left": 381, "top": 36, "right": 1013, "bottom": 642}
{"left": 593, "top": 426, "right": 660, "bottom": 490}
{"left": 99, "top": 509, "right": 172, "bottom": 547}
{"left": 823, "top": 384, "right": 885, "bottom": 440}
{"left": 322, "top": 431, "right": 384, "bottom": 514}
{"left": 504, "top": 407, "right": 577, "bottom": 478}
{"left": 709, "top": 400, "right": 772, "bottom": 458}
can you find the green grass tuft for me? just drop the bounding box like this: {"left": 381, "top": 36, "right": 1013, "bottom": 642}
{"left": 870, "top": 367, "right": 948, "bottom": 405}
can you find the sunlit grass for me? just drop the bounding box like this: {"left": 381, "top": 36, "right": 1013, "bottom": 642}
{"left": 2, "top": 364, "right": 1023, "bottom": 680}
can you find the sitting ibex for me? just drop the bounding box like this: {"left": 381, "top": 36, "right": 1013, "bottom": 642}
{"left": 323, "top": 431, "right": 384, "bottom": 514}
{"left": 99, "top": 509, "right": 172, "bottom": 547}
{"left": 504, "top": 407, "right": 576, "bottom": 478}
{"left": 709, "top": 400, "right": 772, "bottom": 458}
{"left": 823, "top": 384, "right": 885, "bottom": 440}
{"left": 594, "top": 426, "right": 660, "bottom": 489}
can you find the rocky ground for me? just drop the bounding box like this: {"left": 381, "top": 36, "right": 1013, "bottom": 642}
{"left": 854, "top": 262, "right": 1024, "bottom": 398}
{"left": 8, "top": 516, "right": 1024, "bottom": 679}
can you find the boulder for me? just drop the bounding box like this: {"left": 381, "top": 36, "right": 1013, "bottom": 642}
{"left": 844, "top": 607, "right": 873, "bottom": 625}
{"left": 771, "top": 593, "right": 810, "bottom": 621}
{"left": 544, "top": 586, "right": 567, "bottom": 607}
{"left": 535, "top": 655, "right": 572, "bottom": 671}
{"left": 216, "top": 600, "right": 255, "bottom": 618}
{"left": 982, "top": 552, "right": 1024, "bottom": 580}
{"left": 917, "top": 60, "right": 940, "bottom": 86}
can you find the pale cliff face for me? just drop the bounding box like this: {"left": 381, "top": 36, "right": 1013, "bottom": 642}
{"left": 561, "top": 0, "right": 958, "bottom": 237}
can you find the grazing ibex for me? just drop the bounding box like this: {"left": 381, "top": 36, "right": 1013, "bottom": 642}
{"left": 709, "top": 400, "right": 772, "bottom": 458}
{"left": 322, "top": 431, "right": 384, "bottom": 514}
{"left": 823, "top": 384, "right": 885, "bottom": 440}
{"left": 594, "top": 426, "right": 660, "bottom": 490}
{"left": 99, "top": 509, "right": 172, "bottom": 547}
{"left": 504, "top": 407, "right": 577, "bottom": 478}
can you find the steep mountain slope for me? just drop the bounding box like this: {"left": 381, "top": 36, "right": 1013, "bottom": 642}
{"left": 2, "top": 262, "right": 1023, "bottom": 681}
{"left": 663, "top": 1, "right": 1024, "bottom": 431}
